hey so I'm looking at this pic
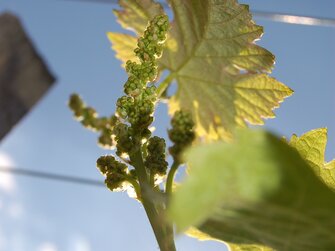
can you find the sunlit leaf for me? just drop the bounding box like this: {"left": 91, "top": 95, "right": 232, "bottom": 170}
{"left": 290, "top": 128, "right": 335, "bottom": 191}
{"left": 109, "top": 0, "right": 292, "bottom": 140}
{"left": 161, "top": 0, "right": 292, "bottom": 140}
{"left": 113, "top": 0, "right": 164, "bottom": 34}
{"left": 169, "top": 129, "right": 335, "bottom": 250}
{"left": 185, "top": 227, "right": 274, "bottom": 251}
{"left": 107, "top": 33, "right": 138, "bottom": 66}
{"left": 228, "top": 243, "right": 275, "bottom": 251}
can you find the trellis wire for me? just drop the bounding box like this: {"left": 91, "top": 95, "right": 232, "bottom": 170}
{"left": 61, "top": 0, "right": 335, "bottom": 27}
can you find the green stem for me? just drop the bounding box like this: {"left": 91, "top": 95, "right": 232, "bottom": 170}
{"left": 131, "top": 147, "right": 176, "bottom": 251}
{"left": 156, "top": 73, "right": 175, "bottom": 97}
{"left": 125, "top": 177, "right": 141, "bottom": 199}
{"left": 166, "top": 161, "right": 180, "bottom": 195}
{"left": 150, "top": 172, "right": 155, "bottom": 187}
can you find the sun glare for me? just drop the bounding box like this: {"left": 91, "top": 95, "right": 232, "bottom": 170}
{"left": 0, "top": 152, "right": 16, "bottom": 193}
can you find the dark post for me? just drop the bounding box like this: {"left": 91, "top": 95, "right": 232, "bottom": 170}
{"left": 0, "top": 12, "right": 55, "bottom": 141}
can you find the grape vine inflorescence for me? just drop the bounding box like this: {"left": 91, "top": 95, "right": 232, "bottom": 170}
{"left": 69, "top": 14, "right": 194, "bottom": 198}
{"left": 168, "top": 111, "right": 196, "bottom": 163}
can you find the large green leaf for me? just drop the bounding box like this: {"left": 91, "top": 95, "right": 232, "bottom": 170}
{"left": 113, "top": 0, "right": 164, "bottom": 34}
{"left": 109, "top": 0, "right": 292, "bottom": 140}
{"left": 290, "top": 128, "right": 335, "bottom": 191}
{"left": 169, "top": 129, "right": 335, "bottom": 250}
{"left": 186, "top": 227, "right": 274, "bottom": 251}
{"left": 107, "top": 33, "right": 138, "bottom": 66}
{"left": 161, "top": 0, "right": 292, "bottom": 140}
{"left": 228, "top": 243, "right": 275, "bottom": 251}
{"left": 107, "top": 0, "right": 164, "bottom": 66}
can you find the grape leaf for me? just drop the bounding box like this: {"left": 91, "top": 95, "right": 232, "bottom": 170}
{"left": 109, "top": 0, "right": 292, "bottom": 140}
{"left": 169, "top": 129, "right": 335, "bottom": 250}
{"left": 107, "top": 0, "right": 163, "bottom": 66}
{"left": 160, "top": 0, "right": 292, "bottom": 140}
{"left": 186, "top": 227, "right": 274, "bottom": 251}
{"left": 289, "top": 128, "right": 335, "bottom": 191}
{"left": 228, "top": 243, "right": 274, "bottom": 251}
{"left": 107, "top": 33, "right": 138, "bottom": 66}
{"left": 113, "top": 0, "right": 164, "bottom": 34}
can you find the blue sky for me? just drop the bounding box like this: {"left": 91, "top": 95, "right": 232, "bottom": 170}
{"left": 0, "top": 0, "right": 334, "bottom": 250}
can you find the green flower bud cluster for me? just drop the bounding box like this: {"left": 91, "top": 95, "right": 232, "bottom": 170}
{"left": 116, "top": 96, "right": 133, "bottom": 119}
{"left": 116, "top": 14, "right": 169, "bottom": 131}
{"left": 134, "top": 15, "right": 169, "bottom": 62}
{"left": 116, "top": 94, "right": 156, "bottom": 130}
{"left": 126, "top": 61, "right": 157, "bottom": 83}
{"left": 69, "top": 94, "right": 98, "bottom": 129}
{"left": 98, "top": 128, "right": 114, "bottom": 149}
{"left": 113, "top": 123, "right": 133, "bottom": 157}
{"left": 168, "top": 110, "right": 196, "bottom": 162}
{"left": 69, "top": 15, "right": 170, "bottom": 198}
{"left": 124, "top": 76, "right": 144, "bottom": 97}
{"left": 97, "top": 155, "right": 129, "bottom": 191}
{"left": 69, "top": 94, "right": 117, "bottom": 149}
{"left": 68, "top": 94, "right": 84, "bottom": 117}
{"left": 145, "top": 136, "right": 168, "bottom": 176}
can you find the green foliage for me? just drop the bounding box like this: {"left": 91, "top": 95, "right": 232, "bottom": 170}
{"left": 107, "top": 33, "right": 138, "bottom": 66}
{"left": 186, "top": 228, "right": 275, "bottom": 251}
{"left": 228, "top": 243, "right": 275, "bottom": 251}
{"left": 69, "top": 1, "right": 335, "bottom": 251}
{"left": 109, "top": 0, "right": 293, "bottom": 140}
{"left": 169, "top": 129, "right": 335, "bottom": 250}
{"left": 289, "top": 128, "right": 335, "bottom": 191}
{"left": 161, "top": 0, "right": 293, "bottom": 140}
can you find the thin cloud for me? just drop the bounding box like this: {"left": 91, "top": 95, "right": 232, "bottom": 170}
{"left": 70, "top": 236, "right": 91, "bottom": 251}
{"left": 0, "top": 226, "right": 7, "bottom": 251}
{"left": 38, "top": 242, "right": 58, "bottom": 251}
{"left": 7, "top": 202, "right": 24, "bottom": 219}
{"left": 0, "top": 152, "right": 16, "bottom": 194}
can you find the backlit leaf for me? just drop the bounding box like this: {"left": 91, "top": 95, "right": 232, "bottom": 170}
{"left": 107, "top": 33, "right": 138, "bottom": 66}
{"left": 113, "top": 0, "right": 164, "bottom": 34}
{"left": 109, "top": 0, "right": 292, "bottom": 140}
{"left": 161, "top": 0, "right": 292, "bottom": 140}
{"left": 169, "top": 129, "right": 335, "bottom": 250}
{"left": 227, "top": 243, "right": 274, "bottom": 251}
{"left": 290, "top": 128, "right": 335, "bottom": 191}
{"left": 185, "top": 227, "right": 274, "bottom": 251}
